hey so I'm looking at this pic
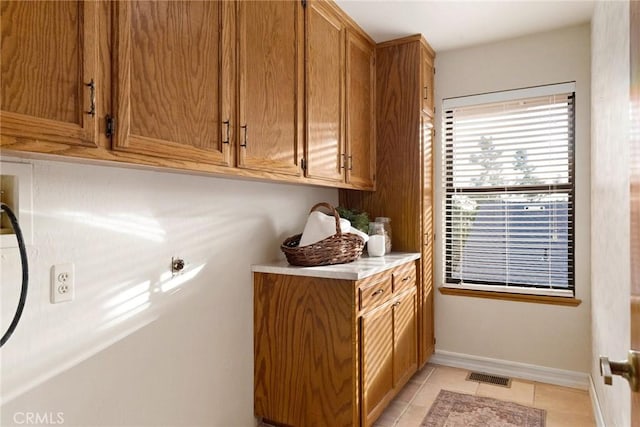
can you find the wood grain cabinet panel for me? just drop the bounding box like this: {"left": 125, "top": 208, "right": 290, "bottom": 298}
{"left": 254, "top": 260, "right": 418, "bottom": 427}
{"left": 361, "top": 287, "right": 417, "bottom": 427}
{"left": 1, "top": 0, "right": 98, "bottom": 147}
{"left": 345, "top": 30, "right": 376, "bottom": 189}
{"left": 340, "top": 35, "right": 436, "bottom": 368}
{"left": 237, "top": 0, "right": 304, "bottom": 176}
{"left": 305, "top": 0, "right": 345, "bottom": 183}
{"left": 421, "top": 118, "right": 435, "bottom": 358}
{"left": 393, "top": 288, "right": 418, "bottom": 389}
{"left": 361, "top": 299, "right": 394, "bottom": 427}
{"left": 1, "top": 0, "right": 376, "bottom": 190}
{"left": 421, "top": 44, "right": 435, "bottom": 117}
{"left": 254, "top": 273, "right": 356, "bottom": 427}
{"left": 305, "top": 1, "right": 375, "bottom": 190}
{"left": 112, "top": 1, "right": 233, "bottom": 166}
{"left": 392, "top": 262, "right": 417, "bottom": 294}
{"left": 359, "top": 276, "right": 392, "bottom": 311}
{"left": 421, "top": 117, "right": 434, "bottom": 358}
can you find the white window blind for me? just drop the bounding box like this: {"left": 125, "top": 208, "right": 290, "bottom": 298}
{"left": 443, "top": 83, "right": 575, "bottom": 296}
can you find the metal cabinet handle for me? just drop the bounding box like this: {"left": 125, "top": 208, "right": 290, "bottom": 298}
{"left": 240, "top": 125, "right": 248, "bottom": 148}
{"left": 600, "top": 351, "right": 640, "bottom": 392}
{"left": 424, "top": 86, "right": 428, "bottom": 101}
{"left": 371, "top": 288, "right": 385, "bottom": 297}
{"left": 392, "top": 301, "right": 401, "bottom": 307}
{"left": 86, "top": 79, "right": 96, "bottom": 117}
{"left": 402, "top": 277, "right": 409, "bottom": 282}
{"left": 222, "top": 120, "right": 230, "bottom": 144}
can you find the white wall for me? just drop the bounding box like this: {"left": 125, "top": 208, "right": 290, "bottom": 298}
{"left": 433, "top": 24, "right": 592, "bottom": 373}
{"left": 0, "top": 157, "right": 337, "bottom": 426}
{"left": 590, "top": 1, "right": 631, "bottom": 425}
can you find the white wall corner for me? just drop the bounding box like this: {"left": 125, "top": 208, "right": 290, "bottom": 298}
{"left": 429, "top": 349, "right": 590, "bottom": 390}
{"left": 589, "top": 375, "right": 607, "bottom": 427}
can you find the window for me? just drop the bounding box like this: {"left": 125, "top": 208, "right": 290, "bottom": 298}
{"left": 443, "top": 82, "right": 575, "bottom": 297}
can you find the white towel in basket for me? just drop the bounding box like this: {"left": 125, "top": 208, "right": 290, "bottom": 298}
{"left": 299, "top": 211, "right": 352, "bottom": 247}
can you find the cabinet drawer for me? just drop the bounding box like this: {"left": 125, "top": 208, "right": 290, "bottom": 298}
{"left": 392, "top": 263, "right": 417, "bottom": 293}
{"left": 360, "top": 277, "right": 392, "bottom": 311}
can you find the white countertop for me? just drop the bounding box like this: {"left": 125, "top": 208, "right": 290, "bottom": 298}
{"left": 252, "top": 252, "right": 421, "bottom": 280}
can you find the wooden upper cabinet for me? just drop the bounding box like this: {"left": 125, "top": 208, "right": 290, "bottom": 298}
{"left": 305, "top": 0, "right": 345, "bottom": 183}
{"left": 1, "top": 0, "right": 377, "bottom": 190}
{"left": 421, "top": 44, "right": 434, "bottom": 117}
{"left": 1, "top": 0, "right": 98, "bottom": 147}
{"left": 346, "top": 29, "right": 375, "bottom": 189}
{"left": 237, "top": 1, "right": 303, "bottom": 176}
{"left": 112, "top": 1, "right": 233, "bottom": 166}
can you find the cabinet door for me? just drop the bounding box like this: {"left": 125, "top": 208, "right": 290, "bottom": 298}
{"left": 238, "top": 1, "right": 303, "bottom": 176}
{"left": 421, "top": 45, "right": 434, "bottom": 117}
{"left": 422, "top": 286, "right": 435, "bottom": 360}
{"left": 422, "top": 117, "right": 434, "bottom": 292}
{"left": 113, "top": 1, "right": 232, "bottom": 166}
{"left": 361, "top": 302, "right": 394, "bottom": 427}
{"left": 345, "top": 30, "right": 375, "bottom": 189}
{"left": 420, "top": 117, "right": 435, "bottom": 365}
{"left": 305, "top": 1, "right": 345, "bottom": 183}
{"left": 1, "top": 0, "right": 98, "bottom": 147}
{"left": 393, "top": 288, "right": 417, "bottom": 387}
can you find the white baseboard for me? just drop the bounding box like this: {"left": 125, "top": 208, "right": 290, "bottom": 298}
{"left": 589, "top": 375, "right": 606, "bottom": 427}
{"left": 429, "top": 349, "right": 590, "bottom": 390}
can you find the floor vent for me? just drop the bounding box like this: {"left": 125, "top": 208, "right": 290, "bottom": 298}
{"left": 466, "top": 372, "right": 512, "bottom": 388}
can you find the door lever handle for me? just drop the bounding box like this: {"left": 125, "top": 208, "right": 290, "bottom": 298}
{"left": 599, "top": 350, "right": 640, "bottom": 391}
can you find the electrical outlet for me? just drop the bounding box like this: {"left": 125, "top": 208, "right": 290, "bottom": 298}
{"left": 51, "top": 263, "right": 74, "bottom": 303}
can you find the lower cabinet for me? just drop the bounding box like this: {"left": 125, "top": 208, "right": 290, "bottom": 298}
{"left": 253, "top": 258, "right": 418, "bottom": 427}
{"left": 361, "top": 287, "right": 417, "bottom": 427}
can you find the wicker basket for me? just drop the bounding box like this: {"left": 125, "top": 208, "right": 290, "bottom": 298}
{"left": 281, "top": 202, "right": 365, "bottom": 267}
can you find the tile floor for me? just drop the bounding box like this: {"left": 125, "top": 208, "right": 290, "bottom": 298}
{"left": 374, "top": 364, "right": 596, "bottom": 427}
{"left": 260, "top": 363, "right": 596, "bottom": 427}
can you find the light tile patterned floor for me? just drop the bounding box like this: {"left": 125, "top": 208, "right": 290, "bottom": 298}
{"left": 374, "top": 364, "right": 596, "bottom": 427}
{"left": 259, "top": 363, "right": 596, "bottom": 427}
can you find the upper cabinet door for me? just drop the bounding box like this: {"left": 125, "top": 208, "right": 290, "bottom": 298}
{"left": 237, "top": 1, "right": 303, "bottom": 176}
{"left": 305, "top": 1, "right": 345, "bottom": 183}
{"left": 421, "top": 45, "right": 434, "bottom": 117}
{"left": 113, "top": 1, "right": 233, "bottom": 166}
{"left": 345, "top": 30, "right": 375, "bottom": 189}
{"left": 1, "top": 1, "right": 98, "bottom": 147}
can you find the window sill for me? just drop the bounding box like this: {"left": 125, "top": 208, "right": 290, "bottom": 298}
{"left": 438, "top": 286, "right": 582, "bottom": 307}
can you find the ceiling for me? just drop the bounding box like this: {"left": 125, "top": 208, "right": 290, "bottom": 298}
{"left": 335, "top": 0, "right": 595, "bottom": 52}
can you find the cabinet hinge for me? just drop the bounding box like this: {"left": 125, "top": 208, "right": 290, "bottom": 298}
{"left": 301, "top": 158, "right": 307, "bottom": 171}
{"left": 433, "top": 67, "right": 436, "bottom": 75}
{"left": 301, "top": 0, "right": 307, "bottom": 8}
{"left": 105, "top": 115, "right": 115, "bottom": 138}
